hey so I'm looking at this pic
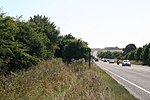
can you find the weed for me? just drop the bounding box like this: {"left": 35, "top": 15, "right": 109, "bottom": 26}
{"left": 0, "top": 59, "right": 138, "bottom": 100}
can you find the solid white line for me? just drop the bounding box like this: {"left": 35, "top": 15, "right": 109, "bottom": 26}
{"left": 102, "top": 67, "right": 150, "bottom": 95}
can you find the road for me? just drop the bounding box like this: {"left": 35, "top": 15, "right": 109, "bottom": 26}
{"left": 95, "top": 61, "right": 150, "bottom": 100}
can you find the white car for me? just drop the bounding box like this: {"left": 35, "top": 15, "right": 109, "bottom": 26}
{"left": 122, "top": 60, "right": 131, "bottom": 66}
{"left": 109, "top": 60, "right": 115, "bottom": 64}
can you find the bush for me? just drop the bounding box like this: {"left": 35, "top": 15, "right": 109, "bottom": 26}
{"left": 0, "top": 59, "right": 137, "bottom": 100}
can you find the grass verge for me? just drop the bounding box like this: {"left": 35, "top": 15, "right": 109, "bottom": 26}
{"left": 0, "top": 59, "right": 138, "bottom": 100}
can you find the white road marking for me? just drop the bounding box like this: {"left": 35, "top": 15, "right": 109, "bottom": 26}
{"left": 102, "top": 67, "right": 150, "bottom": 95}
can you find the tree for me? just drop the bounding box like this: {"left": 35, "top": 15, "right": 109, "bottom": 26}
{"left": 140, "top": 47, "right": 145, "bottom": 61}
{"left": 97, "top": 51, "right": 122, "bottom": 59}
{"left": 148, "top": 50, "right": 150, "bottom": 66}
{"left": 29, "top": 15, "right": 60, "bottom": 58}
{"left": 143, "top": 44, "right": 150, "bottom": 65}
{"left": 97, "top": 52, "right": 105, "bottom": 58}
{"left": 0, "top": 9, "right": 6, "bottom": 17}
{"left": 63, "top": 39, "right": 89, "bottom": 62}
{"left": 64, "top": 34, "right": 75, "bottom": 39}
{"left": 0, "top": 11, "right": 91, "bottom": 74}
{"left": 112, "top": 52, "right": 122, "bottom": 59}
{"left": 134, "top": 47, "right": 142, "bottom": 61}
{"left": 0, "top": 15, "right": 37, "bottom": 74}
{"left": 127, "top": 51, "right": 135, "bottom": 60}
{"left": 123, "top": 44, "right": 136, "bottom": 55}
{"left": 54, "top": 34, "right": 75, "bottom": 59}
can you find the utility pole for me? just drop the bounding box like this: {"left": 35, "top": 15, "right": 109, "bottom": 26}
{"left": 88, "top": 48, "right": 91, "bottom": 69}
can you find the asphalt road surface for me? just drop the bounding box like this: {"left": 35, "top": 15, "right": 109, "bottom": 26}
{"left": 95, "top": 61, "right": 150, "bottom": 100}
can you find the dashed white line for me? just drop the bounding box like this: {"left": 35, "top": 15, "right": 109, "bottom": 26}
{"left": 102, "top": 67, "right": 150, "bottom": 95}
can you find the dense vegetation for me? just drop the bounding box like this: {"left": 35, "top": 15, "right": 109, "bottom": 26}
{"left": 0, "top": 10, "right": 139, "bottom": 99}
{"left": 0, "top": 59, "right": 137, "bottom": 100}
{"left": 124, "top": 43, "right": 150, "bottom": 65}
{"left": 0, "top": 10, "right": 139, "bottom": 100}
{"left": 97, "top": 51, "right": 122, "bottom": 59}
{"left": 0, "top": 10, "right": 90, "bottom": 75}
{"left": 97, "top": 43, "right": 150, "bottom": 66}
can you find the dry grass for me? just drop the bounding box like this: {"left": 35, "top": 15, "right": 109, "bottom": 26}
{"left": 130, "top": 60, "right": 144, "bottom": 65}
{"left": 0, "top": 59, "right": 138, "bottom": 100}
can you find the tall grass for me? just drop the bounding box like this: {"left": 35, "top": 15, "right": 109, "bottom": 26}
{"left": 0, "top": 59, "right": 138, "bottom": 100}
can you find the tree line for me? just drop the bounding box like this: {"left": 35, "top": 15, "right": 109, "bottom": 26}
{"left": 0, "top": 10, "right": 90, "bottom": 74}
{"left": 97, "top": 43, "right": 150, "bottom": 66}
{"left": 97, "top": 51, "right": 122, "bottom": 59}
{"left": 123, "top": 43, "right": 150, "bottom": 66}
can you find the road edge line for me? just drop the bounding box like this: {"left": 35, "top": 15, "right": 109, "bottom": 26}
{"left": 102, "top": 67, "right": 150, "bottom": 95}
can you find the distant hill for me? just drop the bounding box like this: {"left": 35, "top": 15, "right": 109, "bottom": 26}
{"left": 103, "top": 47, "right": 123, "bottom": 52}
{"left": 91, "top": 47, "right": 123, "bottom": 53}
{"left": 104, "top": 47, "right": 122, "bottom": 50}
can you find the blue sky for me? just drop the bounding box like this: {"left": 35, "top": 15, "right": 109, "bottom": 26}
{"left": 1, "top": 0, "right": 150, "bottom": 48}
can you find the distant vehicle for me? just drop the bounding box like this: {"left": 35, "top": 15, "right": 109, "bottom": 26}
{"left": 122, "top": 60, "right": 131, "bottom": 66}
{"left": 95, "top": 58, "right": 99, "bottom": 62}
{"left": 103, "top": 59, "right": 107, "bottom": 62}
{"left": 117, "top": 59, "right": 120, "bottom": 65}
{"left": 109, "top": 60, "right": 115, "bottom": 64}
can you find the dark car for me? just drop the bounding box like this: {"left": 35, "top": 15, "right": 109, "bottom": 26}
{"left": 103, "top": 59, "right": 107, "bottom": 62}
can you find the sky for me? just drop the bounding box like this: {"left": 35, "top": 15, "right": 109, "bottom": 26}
{"left": 0, "top": 0, "right": 150, "bottom": 48}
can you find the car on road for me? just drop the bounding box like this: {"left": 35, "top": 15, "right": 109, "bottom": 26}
{"left": 103, "top": 59, "right": 107, "bottom": 62}
{"left": 109, "top": 59, "right": 115, "bottom": 64}
{"left": 122, "top": 60, "right": 131, "bottom": 66}
{"left": 94, "top": 58, "right": 99, "bottom": 62}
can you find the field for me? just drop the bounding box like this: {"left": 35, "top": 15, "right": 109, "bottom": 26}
{"left": 0, "top": 59, "right": 138, "bottom": 100}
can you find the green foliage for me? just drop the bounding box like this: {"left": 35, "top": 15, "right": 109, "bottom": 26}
{"left": 140, "top": 47, "right": 145, "bottom": 61}
{"left": 127, "top": 51, "right": 135, "bottom": 60}
{"left": 97, "top": 51, "right": 112, "bottom": 59}
{"left": 112, "top": 52, "right": 122, "bottom": 59}
{"left": 134, "top": 47, "right": 142, "bottom": 61}
{"left": 0, "top": 16, "right": 38, "bottom": 74}
{"left": 148, "top": 51, "right": 150, "bottom": 66}
{"left": 0, "top": 11, "right": 90, "bottom": 74}
{"left": 123, "top": 44, "right": 136, "bottom": 55}
{"left": 143, "top": 44, "right": 150, "bottom": 65}
{"left": 16, "top": 22, "right": 44, "bottom": 58}
{"left": 54, "top": 36, "right": 65, "bottom": 58}
{"left": 55, "top": 34, "right": 90, "bottom": 62}
{"left": 122, "top": 43, "right": 150, "bottom": 66}
{"left": 98, "top": 43, "right": 150, "bottom": 66}
{"left": 97, "top": 51, "right": 122, "bottom": 59}
{"left": 63, "top": 39, "right": 89, "bottom": 62}
{"left": 29, "top": 15, "right": 60, "bottom": 58}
